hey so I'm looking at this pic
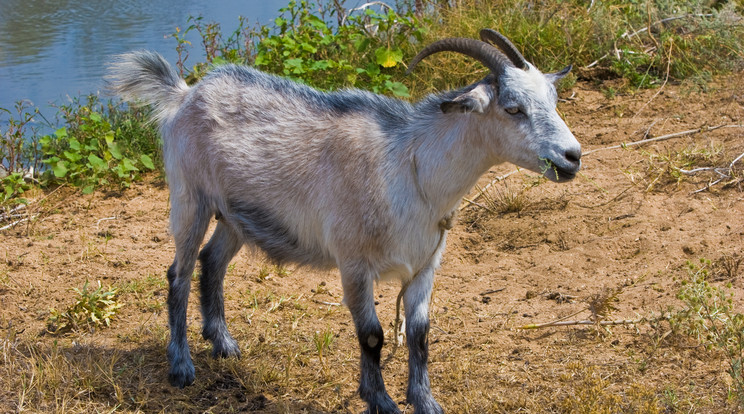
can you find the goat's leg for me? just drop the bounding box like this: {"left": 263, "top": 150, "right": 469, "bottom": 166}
{"left": 198, "top": 220, "right": 242, "bottom": 358}
{"left": 166, "top": 197, "right": 212, "bottom": 388}
{"left": 341, "top": 265, "right": 400, "bottom": 414}
{"left": 403, "top": 267, "right": 443, "bottom": 414}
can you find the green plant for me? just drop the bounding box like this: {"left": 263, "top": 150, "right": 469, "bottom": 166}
{"left": 640, "top": 142, "right": 724, "bottom": 191}
{"left": 39, "top": 96, "right": 157, "bottom": 193}
{"left": 313, "top": 328, "right": 334, "bottom": 376}
{"left": 408, "top": 0, "right": 744, "bottom": 92}
{"left": 175, "top": 1, "right": 422, "bottom": 97}
{"left": 1, "top": 172, "right": 30, "bottom": 208}
{"left": 47, "top": 280, "right": 123, "bottom": 334}
{"left": 671, "top": 259, "right": 744, "bottom": 407}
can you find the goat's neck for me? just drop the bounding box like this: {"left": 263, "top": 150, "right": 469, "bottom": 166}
{"left": 409, "top": 115, "right": 497, "bottom": 219}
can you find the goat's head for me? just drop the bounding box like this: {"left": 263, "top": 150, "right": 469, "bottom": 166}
{"left": 408, "top": 29, "right": 581, "bottom": 182}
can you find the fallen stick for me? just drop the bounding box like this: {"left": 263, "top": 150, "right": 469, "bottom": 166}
{"left": 583, "top": 124, "right": 743, "bottom": 156}
{"left": 519, "top": 318, "right": 645, "bottom": 330}
{"left": 0, "top": 216, "right": 36, "bottom": 231}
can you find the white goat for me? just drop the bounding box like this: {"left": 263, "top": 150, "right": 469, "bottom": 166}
{"left": 108, "top": 29, "right": 581, "bottom": 414}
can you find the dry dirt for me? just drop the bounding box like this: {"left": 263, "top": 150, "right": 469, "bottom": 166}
{"left": 1, "top": 74, "right": 744, "bottom": 413}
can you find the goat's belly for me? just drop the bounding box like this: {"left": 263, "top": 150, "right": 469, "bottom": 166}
{"left": 378, "top": 262, "right": 415, "bottom": 282}
{"left": 227, "top": 201, "right": 333, "bottom": 267}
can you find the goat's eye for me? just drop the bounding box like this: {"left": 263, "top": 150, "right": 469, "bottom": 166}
{"left": 505, "top": 107, "right": 520, "bottom": 115}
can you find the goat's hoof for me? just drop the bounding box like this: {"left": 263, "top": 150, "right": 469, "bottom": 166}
{"left": 210, "top": 333, "right": 241, "bottom": 358}
{"left": 415, "top": 400, "right": 444, "bottom": 414}
{"left": 364, "top": 395, "right": 401, "bottom": 414}
{"left": 168, "top": 364, "right": 195, "bottom": 388}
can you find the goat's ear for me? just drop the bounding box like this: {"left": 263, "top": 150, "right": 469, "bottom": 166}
{"left": 440, "top": 83, "right": 492, "bottom": 114}
{"left": 546, "top": 64, "right": 572, "bottom": 84}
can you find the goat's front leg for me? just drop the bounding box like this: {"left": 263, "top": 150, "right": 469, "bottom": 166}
{"left": 403, "top": 267, "right": 443, "bottom": 414}
{"left": 341, "top": 265, "right": 400, "bottom": 414}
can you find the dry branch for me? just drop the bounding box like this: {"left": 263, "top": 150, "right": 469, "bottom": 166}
{"left": 583, "top": 124, "right": 743, "bottom": 156}
{"left": 519, "top": 317, "right": 646, "bottom": 330}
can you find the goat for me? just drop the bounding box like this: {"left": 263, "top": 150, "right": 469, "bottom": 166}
{"left": 108, "top": 29, "right": 581, "bottom": 414}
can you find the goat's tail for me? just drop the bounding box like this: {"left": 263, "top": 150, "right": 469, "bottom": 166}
{"left": 107, "top": 51, "right": 189, "bottom": 124}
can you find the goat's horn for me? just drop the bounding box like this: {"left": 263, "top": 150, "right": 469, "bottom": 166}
{"left": 406, "top": 37, "right": 511, "bottom": 75}
{"left": 479, "top": 29, "right": 527, "bottom": 70}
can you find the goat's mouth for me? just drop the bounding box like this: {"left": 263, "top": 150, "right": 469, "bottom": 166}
{"left": 542, "top": 159, "right": 580, "bottom": 182}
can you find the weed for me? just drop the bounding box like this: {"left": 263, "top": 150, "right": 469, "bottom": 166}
{"left": 670, "top": 258, "right": 744, "bottom": 407}
{"left": 640, "top": 142, "right": 725, "bottom": 191}
{"left": 478, "top": 178, "right": 536, "bottom": 216}
{"left": 560, "top": 362, "right": 660, "bottom": 413}
{"left": 39, "top": 97, "right": 157, "bottom": 194}
{"left": 313, "top": 328, "right": 334, "bottom": 376}
{"left": 47, "top": 280, "right": 122, "bottom": 334}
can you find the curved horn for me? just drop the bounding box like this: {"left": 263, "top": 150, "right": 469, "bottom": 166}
{"left": 479, "top": 29, "right": 527, "bottom": 70}
{"left": 406, "top": 37, "right": 511, "bottom": 75}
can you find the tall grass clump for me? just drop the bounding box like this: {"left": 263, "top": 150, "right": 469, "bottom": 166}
{"left": 407, "top": 0, "right": 744, "bottom": 91}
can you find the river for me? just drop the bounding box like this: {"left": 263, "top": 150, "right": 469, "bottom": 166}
{"left": 0, "top": 0, "right": 377, "bottom": 125}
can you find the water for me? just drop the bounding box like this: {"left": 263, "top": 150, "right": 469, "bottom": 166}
{"left": 0, "top": 0, "right": 371, "bottom": 124}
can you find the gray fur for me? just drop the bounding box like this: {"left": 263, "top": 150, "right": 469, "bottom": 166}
{"left": 107, "top": 30, "right": 580, "bottom": 413}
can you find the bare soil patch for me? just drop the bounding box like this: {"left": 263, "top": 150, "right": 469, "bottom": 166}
{"left": 2, "top": 75, "right": 744, "bottom": 413}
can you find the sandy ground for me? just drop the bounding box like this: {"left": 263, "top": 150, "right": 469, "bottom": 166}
{"left": 1, "top": 74, "right": 743, "bottom": 413}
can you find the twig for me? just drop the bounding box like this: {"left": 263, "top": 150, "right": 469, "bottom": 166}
{"left": 519, "top": 317, "right": 646, "bottom": 329}
{"left": 0, "top": 216, "right": 36, "bottom": 231}
{"left": 621, "top": 14, "right": 713, "bottom": 40}
{"left": 480, "top": 288, "right": 506, "bottom": 296}
{"left": 583, "top": 124, "right": 744, "bottom": 156}
{"left": 341, "top": 2, "right": 392, "bottom": 26}
{"left": 461, "top": 124, "right": 743, "bottom": 214}
{"left": 312, "top": 299, "right": 341, "bottom": 306}
{"left": 96, "top": 216, "right": 117, "bottom": 228}
{"left": 683, "top": 150, "right": 744, "bottom": 194}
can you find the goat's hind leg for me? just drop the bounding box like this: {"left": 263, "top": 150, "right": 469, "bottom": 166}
{"left": 166, "top": 197, "right": 212, "bottom": 388}
{"left": 341, "top": 264, "right": 401, "bottom": 414}
{"left": 199, "top": 220, "right": 242, "bottom": 358}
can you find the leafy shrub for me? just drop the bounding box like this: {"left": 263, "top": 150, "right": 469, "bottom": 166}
{"left": 38, "top": 96, "right": 157, "bottom": 193}
{"left": 176, "top": 1, "right": 423, "bottom": 97}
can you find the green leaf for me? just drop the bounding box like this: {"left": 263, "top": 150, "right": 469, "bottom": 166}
{"left": 55, "top": 127, "right": 68, "bottom": 139}
{"left": 82, "top": 185, "right": 95, "bottom": 194}
{"left": 68, "top": 137, "right": 81, "bottom": 151}
{"left": 375, "top": 47, "right": 403, "bottom": 68}
{"left": 122, "top": 158, "right": 139, "bottom": 172}
{"left": 89, "top": 112, "right": 102, "bottom": 123}
{"left": 284, "top": 58, "right": 305, "bottom": 74}
{"left": 385, "top": 81, "right": 410, "bottom": 97}
{"left": 310, "top": 60, "right": 330, "bottom": 70}
{"left": 88, "top": 154, "right": 106, "bottom": 170}
{"left": 53, "top": 161, "right": 69, "bottom": 178}
{"left": 63, "top": 150, "right": 82, "bottom": 163}
{"left": 108, "top": 142, "right": 123, "bottom": 160}
{"left": 140, "top": 154, "right": 155, "bottom": 170}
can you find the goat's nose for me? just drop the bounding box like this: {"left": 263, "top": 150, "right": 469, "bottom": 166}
{"left": 565, "top": 148, "right": 582, "bottom": 166}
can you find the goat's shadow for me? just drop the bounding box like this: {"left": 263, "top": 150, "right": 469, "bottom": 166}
{"left": 15, "top": 338, "right": 353, "bottom": 413}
